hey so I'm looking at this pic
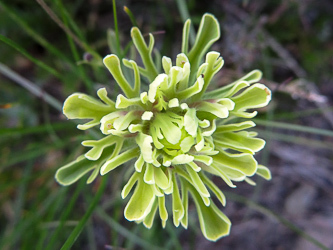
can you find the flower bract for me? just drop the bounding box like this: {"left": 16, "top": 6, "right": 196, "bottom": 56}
{"left": 55, "top": 13, "right": 272, "bottom": 241}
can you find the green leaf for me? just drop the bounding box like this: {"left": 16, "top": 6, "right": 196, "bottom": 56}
{"left": 215, "top": 165, "right": 245, "bottom": 182}
{"left": 134, "top": 154, "right": 145, "bottom": 172}
{"left": 181, "top": 19, "right": 191, "bottom": 54}
{"left": 165, "top": 66, "right": 182, "bottom": 96}
{"left": 187, "top": 183, "right": 231, "bottom": 241}
{"left": 206, "top": 163, "right": 236, "bottom": 188}
{"left": 214, "top": 131, "right": 266, "bottom": 154}
{"left": 100, "top": 147, "right": 139, "bottom": 175}
{"left": 162, "top": 56, "right": 172, "bottom": 74}
{"left": 144, "top": 163, "right": 155, "bottom": 184}
{"left": 187, "top": 14, "right": 220, "bottom": 80}
{"left": 143, "top": 198, "right": 159, "bottom": 229}
{"left": 63, "top": 93, "right": 115, "bottom": 130}
{"left": 171, "top": 154, "right": 194, "bottom": 165}
{"left": 184, "top": 108, "right": 198, "bottom": 136}
{"left": 113, "top": 111, "right": 139, "bottom": 131}
{"left": 136, "top": 133, "right": 155, "bottom": 163}
{"left": 171, "top": 173, "right": 184, "bottom": 227}
{"left": 154, "top": 167, "right": 169, "bottom": 190}
{"left": 186, "top": 167, "right": 210, "bottom": 199}
{"left": 256, "top": 165, "right": 272, "bottom": 180}
{"left": 215, "top": 121, "right": 256, "bottom": 133}
{"left": 55, "top": 157, "right": 95, "bottom": 186}
{"left": 175, "top": 75, "right": 204, "bottom": 100}
{"left": 174, "top": 167, "right": 210, "bottom": 205}
{"left": 176, "top": 53, "right": 191, "bottom": 91}
{"left": 82, "top": 135, "right": 120, "bottom": 160}
{"left": 203, "top": 69, "right": 262, "bottom": 99}
{"left": 192, "top": 51, "right": 224, "bottom": 100}
{"left": 158, "top": 196, "right": 168, "bottom": 227}
{"left": 121, "top": 172, "right": 139, "bottom": 199}
{"left": 152, "top": 113, "right": 182, "bottom": 145}
{"left": 204, "top": 81, "right": 249, "bottom": 100}
{"left": 147, "top": 74, "right": 168, "bottom": 102}
{"left": 131, "top": 27, "right": 158, "bottom": 82}
{"left": 231, "top": 83, "right": 271, "bottom": 117}
{"left": 124, "top": 178, "right": 156, "bottom": 221}
{"left": 196, "top": 101, "right": 231, "bottom": 119}
{"left": 239, "top": 69, "right": 262, "bottom": 84}
{"left": 103, "top": 54, "right": 137, "bottom": 98}
{"left": 180, "top": 178, "right": 189, "bottom": 228}
{"left": 55, "top": 146, "right": 116, "bottom": 185}
{"left": 123, "top": 6, "right": 138, "bottom": 27}
{"left": 213, "top": 150, "right": 258, "bottom": 177}
{"left": 100, "top": 111, "right": 125, "bottom": 134}
{"left": 122, "top": 59, "right": 141, "bottom": 96}
{"left": 200, "top": 172, "right": 226, "bottom": 206}
{"left": 180, "top": 136, "right": 195, "bottom": 153}
{"left": 86, "top": 166, "right": 101, "bottom": 184}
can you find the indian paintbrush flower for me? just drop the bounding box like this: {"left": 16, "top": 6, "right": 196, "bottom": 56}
{"left": 55, "top": 14, "right": 272, "bottom": 241}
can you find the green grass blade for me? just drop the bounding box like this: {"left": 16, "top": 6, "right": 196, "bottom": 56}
{"left": 0, "top": 122, "right": 74, "bottom": 136}
{"left": 46, "top": 180, "right": 86, "bottom": 249}
{"left": 257, "top": 129, "right": 333, "bottom": 151}
{"left": 85, "top": 214, "right": 97, "bottom": 250}
{"left": 274, "top": 106, "right": 333, "bottom": 120}
{"left": 54, "top": 0, "right": 87, "bottom": 42}
{"left": 12, "top": 160, "right": 34, "bottom": 232}
{"left": 55, "top": 0, "right": 93, "bottom": 92}
{"left": 0, "top": 188, "right": 66, "bottom": 249}
{"left": 253, "top": 119, "right": 333, "bottom": 137}
{"left": 36, "top": 186, "right": 70, "bottom": 249}
{"left": 112, "top": 0, "right": 122, "bottom": 57}
{"left": 0, "top": 1, "right": 99, "bottom": 89}
{"left": 35, "top": 0, "right": 101, "bottom": 61}
{"left": 1, "top": 140, "right": 70, "bottom": 172}
{"left": 0, "top": 1, "right": 72, "bottom": 63}
{"left": 96, "top": 208, "right": 164, "bottom": 250}
{"left": 0, "top": 35, "right": 64, "bottom": 81}
{"left": 164, "top": 220, "right": 183, "bottom": 249}
{"left": 60, "top": 176, "right": 107, "bottom": 249}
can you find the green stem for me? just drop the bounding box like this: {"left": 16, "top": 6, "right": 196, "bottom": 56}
{"left": 112, "top": 0, "right": 122, "bottom": 57}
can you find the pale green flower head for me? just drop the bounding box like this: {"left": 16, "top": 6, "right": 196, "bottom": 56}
{"left": 56, "top": 14, "right": 272, "bottom": 241}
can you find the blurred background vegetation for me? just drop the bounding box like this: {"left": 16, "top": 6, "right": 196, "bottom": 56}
{"left": 1, "top": 0, "right": 333, "bottom": 249}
